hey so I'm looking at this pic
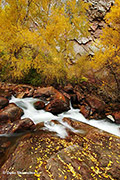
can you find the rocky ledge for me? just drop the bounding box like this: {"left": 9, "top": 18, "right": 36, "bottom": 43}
{"left": 0, "top": 118, "right": 119, "bottom": 180}
{"left": 74, "top": 0, "right": 115, "bottom": 57}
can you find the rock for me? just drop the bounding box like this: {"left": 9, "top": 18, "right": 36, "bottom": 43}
{"left": 0, "top": 119, "right": 119, "bottom": 180}
{"left": 34, "top": 86, "right": 70, "bottom": 114}
{"left": 71, "top": 94, "right": 80, "bottom": 109}
{"left": 90, "top": 22, "right": 98, "bottom": 31}
{"left": 32, "top": 122, "right": 44, "bottom": 131}
{"left": 12, "top": 118, "right": 34, "bottom": 133}
{"left": 80, "top": 104, "right": 91, "bottom": 118}
{"left": 59, "top": 90, "right": 71, "bottom": 100}
{"left": 45, "top": 98, "right": 70, "bottom": 115}
{"left": 13, "top": 84, "right": 34, "bottom": 98}
{"left": 86, "top": 94, "right": 106, "bottom": 112}
{"left": 1, "top": 141, "right": 11, "bottom": 148}
{"left": 0, "top": 118, "right": 34, "bottom": 134}
{"left": 112, "top": 111, "right": 120, "bottom": 124}
{"left": 0, "top": 90, "right": 12, "bottom": 99}
{"left": 71, "top": 91, "right": 85, "bottom": 109}
{"left": 16, "top": 92, "right": 26, "bottom": 99}
{"left": 79, "top": 94, "right": 107, "bottom": 119}
{"left": 0, "top": 97, "right": 9, "bottom": 109}
{"left": 74, "top": 0, "right": 114, "bottom": 58}
{"left": 76, "top": 91, "right": 85, "bottom": 102}
{"left": 0, "top": 138, "right": 11, "bottom": 168}
{"left": 63, "top": 84, "right": 73, "bottom": 93}
{"left": 34, "top": 86, "right": 68, "bottom": 100}
{"left": 0, "top": 83, "right": 35, "bottom": 99}
{"left": 33, "top": 86, "right": 56, "bottom": 99}
{"left": 94, "top": 28, "right": 103, "bottom": 38}
{"left": 51, "top": 120, "right": 62, "bottom": 125}
{"left": 110, "top": 103, "right": 120, "bottom": 111}
{"left": 0, "top": 103, "right": 24, "bottom": 123}
{"left": 33, "top": 101, "right": 45, "bottom": 110}
{"left": 63, "top": 117, "right": 91, "bottom": 132}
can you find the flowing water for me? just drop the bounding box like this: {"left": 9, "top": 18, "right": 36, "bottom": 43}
{"left": 10, "top": 96, "right": 120, "bottom": 138}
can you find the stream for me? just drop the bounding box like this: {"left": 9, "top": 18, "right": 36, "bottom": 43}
{"left": 10, "top": 96, "right": 120, "bottom": 138}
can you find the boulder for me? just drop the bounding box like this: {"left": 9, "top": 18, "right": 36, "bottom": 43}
{"left": 34, "top": 86, "right": 70, "bottom": 114}
{"left": 33, "top": 101, "right": 45, "bottom": 110}
{"left": 34, "top": 86, "right": 68, "bottom": 100}
{"left": 33, "top": 86, "right": 56, "bottom": 99}
{"left": 0, "top": 97, "right": 9, "bottom": 109}
{"left": 45, "top": 98, "right": 70, "bottom": 115}
{"left": 0, "top": 118, "right": 34, "bottom": 134}
{"left": 0, "top": 103, "right": 24, "bottom": 123}
{"left": 86, "top": 94, "right": 106, "bottom": 112}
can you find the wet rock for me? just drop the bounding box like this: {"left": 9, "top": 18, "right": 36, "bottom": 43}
{"left": 0, "top": 97, "right": 9, "bottom": 110}
{"left": 0, "top": 103, "right": 24, "bottom": 123}
{"left": 32, "top": 122, "right": 44, "bottom": 131}
{"left": 0, "top": 118, "right": 34, "bottom": 134}
{"left": 34, "top": 86, "right": 70, "bottom": 114}
{"left": 80, "top": 104, "right": 91, "bottom": 118}
{"left": 45, "top": 98, "right": 70, "bottom": 115}
{"left": 112, "top": 111, "right": 120, "bottom": 124}
{"left": 51, "top": 120, "right": 62, "bottom": 125}
{"left": 63, "top": 117, "right": 95, "bottom": 134}
{"left": 33, "top": 101, "right": 45, "bottom": 110}
{"left": 11, "top": 118, "right": 34, "bottom": 133}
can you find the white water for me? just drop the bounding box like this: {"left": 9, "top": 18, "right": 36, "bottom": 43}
{"left": 10, "top": 96, "right": 120, "bottom": 138}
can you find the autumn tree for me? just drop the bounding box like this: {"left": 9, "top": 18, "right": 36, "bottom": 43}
{"left": 91, "top": 0, "right": 120, "bottom": 100}
{"left": 0, "top": 0, "right": 89, "bottom": 84}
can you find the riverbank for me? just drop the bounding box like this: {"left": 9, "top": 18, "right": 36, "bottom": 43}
{"left": 0, "top": 81, "right": 120, "bottom": 124}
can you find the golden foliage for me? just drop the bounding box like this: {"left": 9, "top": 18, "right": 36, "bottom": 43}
{"left": 0, "top": 0, "right": 89, "bottom": 84}
{"left": 91, "top": 0, "right": 120, "bottom": 97}
{"left": 67, "top": 55, "right": 90, "bottom": 83}
{"left": 92, "top": 0, "right": 120, "bottom": 67}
